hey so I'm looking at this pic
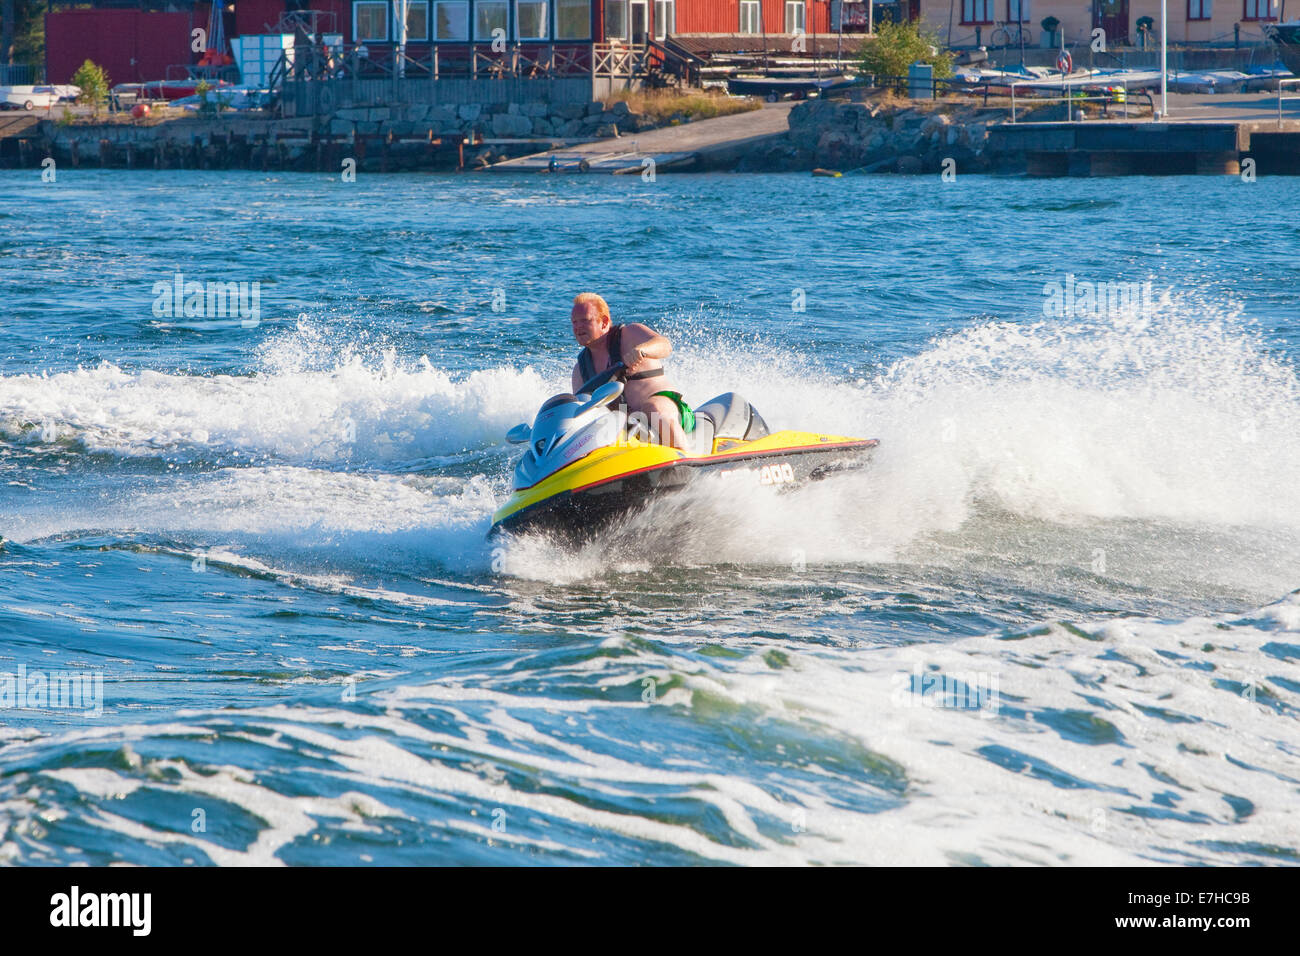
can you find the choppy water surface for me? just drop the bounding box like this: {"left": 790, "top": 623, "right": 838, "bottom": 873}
{"left": 1, "top": 170, "right": 1298, "bottom": 865}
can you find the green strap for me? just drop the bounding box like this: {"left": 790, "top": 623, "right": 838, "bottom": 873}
{"left": 652, "top": 390, "right": 695, "bottom": 433}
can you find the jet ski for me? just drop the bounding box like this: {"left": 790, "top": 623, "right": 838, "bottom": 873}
{"left": 489, "top": 363, "right": 878, "bottom": 542}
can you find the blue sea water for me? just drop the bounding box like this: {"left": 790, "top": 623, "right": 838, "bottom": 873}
{"left": 1, "top": 169, "right": 1298, "bottom": 865}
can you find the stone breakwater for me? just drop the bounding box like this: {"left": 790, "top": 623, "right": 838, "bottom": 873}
{"left": 329, "top": 98, "right": 658, "bottom": 141}
{"left": 9, "top": 99, "right": 663, "bottom": 172}
{"left": 741, "top": 98, "right": 1011, "bottom": 174}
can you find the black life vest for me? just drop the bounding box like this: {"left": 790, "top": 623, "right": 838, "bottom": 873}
{"left": 576, "top": 323, "right": 664, "bottom": 387}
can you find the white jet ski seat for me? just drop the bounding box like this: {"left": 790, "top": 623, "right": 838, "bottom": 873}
{"left": 688, "top": 392, "right": 770, "bottom": 456}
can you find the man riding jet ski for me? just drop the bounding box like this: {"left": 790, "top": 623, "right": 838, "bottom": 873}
{"left": 488, "top": 293, "right": 879, "bottom": 541}
{"left": 569, "top": 292, "right": 693, "bottom": 451}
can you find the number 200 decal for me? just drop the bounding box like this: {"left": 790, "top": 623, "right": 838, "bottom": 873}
{"left": 760, "top": 463, "right": 796, "bottom": 485}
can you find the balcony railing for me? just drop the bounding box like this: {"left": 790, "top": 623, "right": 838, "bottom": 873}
{"left": 273, "top": 41, "right": 649, "bottom": 85}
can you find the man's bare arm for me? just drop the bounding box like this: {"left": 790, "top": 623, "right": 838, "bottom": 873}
{"left": 619, "top": 323, "right": 672, "bottom": 370}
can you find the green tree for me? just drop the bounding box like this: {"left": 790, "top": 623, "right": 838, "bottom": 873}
{"left": 13, "top": 0, "right": 45, "bottom": 66}
{"left": 858, "top": 18, "right": 954, "bottom": 82}
{"left": 71, "top": 59, "right": 110, "bottom": 114}
{"left": 2, "top": 0, "right": 45, "bottom": 68}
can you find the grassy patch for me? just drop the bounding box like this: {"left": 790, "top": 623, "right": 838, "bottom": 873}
{"left": 602, "top": 89, "right": 761, "bottom": 124}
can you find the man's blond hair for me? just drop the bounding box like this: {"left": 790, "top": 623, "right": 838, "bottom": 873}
{"left": 572, "top": 292, "right": 611, "bottom": 324}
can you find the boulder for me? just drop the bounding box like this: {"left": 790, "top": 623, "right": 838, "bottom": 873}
{"left": 594, "top": 123, "right": 620, "bottom": 138}
{"left": 896, "top": 155, "right": 923, "bottom": 174}
{"left": 920, "top": 112, "right": 952, "bottom": 135}
{"left": 334, "top": 108, "right": 368, "bottom": 122}
{"left": 367, "top": 107, "right": 391, "bottom": 122}
{"left": 556, "top": 103, "right": 586, "bottom": 121}
{"left": 557, "top": 119, "right": 584, "bottom": 137}
{"left": 521, "top": 101, "right": 549, "bottom": 117}
{"left": 609, "top": 100, "right": 631, "bottom": 117}
{"left": 491, "top": 112, "right": 533, "bottom": 137}
{"left": 532, "top": 117, "right": 553, "bottom": 136}
{"left": 586, "top": 101, "right": 604, "bottom": 116}
{"left": 329, "top": 119, "right": 353, "bottom": 136}
{"left": 458, "top": 103, "right": 482, "bottom": 121}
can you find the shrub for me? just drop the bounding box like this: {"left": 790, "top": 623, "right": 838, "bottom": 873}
{"left": 858, "top": 18, "right": 954, "bottom": 82}
{"left": 71, "top": 59, "right": 110, "bottom": 113}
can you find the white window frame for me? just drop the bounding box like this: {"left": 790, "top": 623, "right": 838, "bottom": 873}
{"left": 785, "top": 1, "right": 806, "bottom": 33}
{"left": 605, "top": 0, "right": 628, "bottom": 40}
{"left": 654, "top": 0, "right": 674, "bottom": 38}
{"left": 404, "top": 0, "right": 431, "bottom": 40}
{"left": 515, "top": 0, "right": 549, "bottom": 38}
{"left": 740, "top": 0, "right": 761, "bottom": 34}
{"left": 1008, "top": 0, "right": 1031, "bottom": 22}
{"left": 354, "top": 1, "right": 390, "bottom": 41}
{"left": 556, "top": 0, "right": 591, "bottom": 39}
{"left": 433, "top": 0, "right": 470, "bottom": 39}
{"left": 475, "top": 0, "right": 509, "bottom": 40}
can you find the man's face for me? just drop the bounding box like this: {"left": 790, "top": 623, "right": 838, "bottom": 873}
{"left": 571, "top": 304, "right": 609, "bottom": 347}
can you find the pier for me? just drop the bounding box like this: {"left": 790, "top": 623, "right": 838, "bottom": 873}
{"left": 987, "top": 91, "right": 1300, "bottom": 176}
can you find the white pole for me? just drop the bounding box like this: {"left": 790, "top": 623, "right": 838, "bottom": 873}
{"left": 868, "top": 0, "right": 873, "bottom": 35}
{"left": 1160, "top": 0, "right": 1167, "bottom": 119}
{"left": 396, "top": 0, "right": 409, "bottom": 78}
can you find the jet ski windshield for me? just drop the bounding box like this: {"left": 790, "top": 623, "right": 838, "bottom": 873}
{"left": 539, "top": 394, "right": 578, "bottom": 413}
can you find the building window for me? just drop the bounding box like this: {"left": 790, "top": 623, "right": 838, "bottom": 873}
{"left": 404, "top": 0, "right": 430, "bottom": 39}
{"left": 434, "top": 0, "right": 469, "bottom": 39}
{"left": 961, "top": 0, "right": 994, "bottom": 24}
{"left": 1008, "top": 0, "right": 1030, "bottom": 22}
{"left": 740, "top": 0, "right": 761, "bottom": 33}
{"left": 354, "top": 1, "right": 389, "bottom": 41}
{"left": 475, "top": 0, "right": 509, "bottom": 39}
{"left": 516, "top": 0, "right": 548, "bottom": 37}
{"left": 605, "top": 0, "right": 628, "bottom": 39}
{"left": 556, "top": 0, "right": 590, "bottom": 38}
{"left": 1187, "top": 0, "right": 1211, "bottom": 19}
{"left": 1243, "top": 0, "right": 1275, "bottom": 18}
{"left": 785, "top": 1, "right": 806, "bottom": 32}
{"left": 654, "top": 0, "right": 675, "bottom": 38}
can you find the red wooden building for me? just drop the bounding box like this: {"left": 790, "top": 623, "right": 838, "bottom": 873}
{"left": 234, "top": 0, "right": 829, "bottom": 45}
{"left": 45, "top": 0, "right": 838, "bottom": 86}
{"left": 45, "top": 5, "right": 219, "bottom": 85}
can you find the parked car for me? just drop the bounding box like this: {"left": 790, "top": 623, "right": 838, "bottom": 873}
{"left": 0, "top": 85, "right": 61, "bottom": 110}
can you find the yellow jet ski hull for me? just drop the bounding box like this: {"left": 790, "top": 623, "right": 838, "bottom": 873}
{"left": 489, "top": 430, "right": 877, "bottom": 540}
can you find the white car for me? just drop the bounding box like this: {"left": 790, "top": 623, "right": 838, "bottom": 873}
{"left": 0, "top": 85, "right": 62, "bottom": 110}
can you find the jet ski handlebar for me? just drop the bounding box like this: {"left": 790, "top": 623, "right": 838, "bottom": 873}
{"left": 577, "top": 361, "right": 626, "bottom": 397}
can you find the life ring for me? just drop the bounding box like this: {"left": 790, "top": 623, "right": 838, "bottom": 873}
{"left": 1057, "top": 50, "right": 1073, "bottom": 74}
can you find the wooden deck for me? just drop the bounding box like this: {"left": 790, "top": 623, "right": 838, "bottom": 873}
{"left": 0, "top": 114, "right": 40, "bottom": 140}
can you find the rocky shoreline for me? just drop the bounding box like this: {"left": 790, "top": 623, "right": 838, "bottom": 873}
{"left": 3, "top": 99, "right": 683, "bottom": 172}
{"left": 740, "top": 97, "right": 1010, "bottom": 175}
{"left": 5, "top": 94, "right": 1025, "bottom": 174}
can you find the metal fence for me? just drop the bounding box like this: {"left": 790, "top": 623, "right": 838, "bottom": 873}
{"left": 0, "top": 64, "right": 45, "bottom": 85}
